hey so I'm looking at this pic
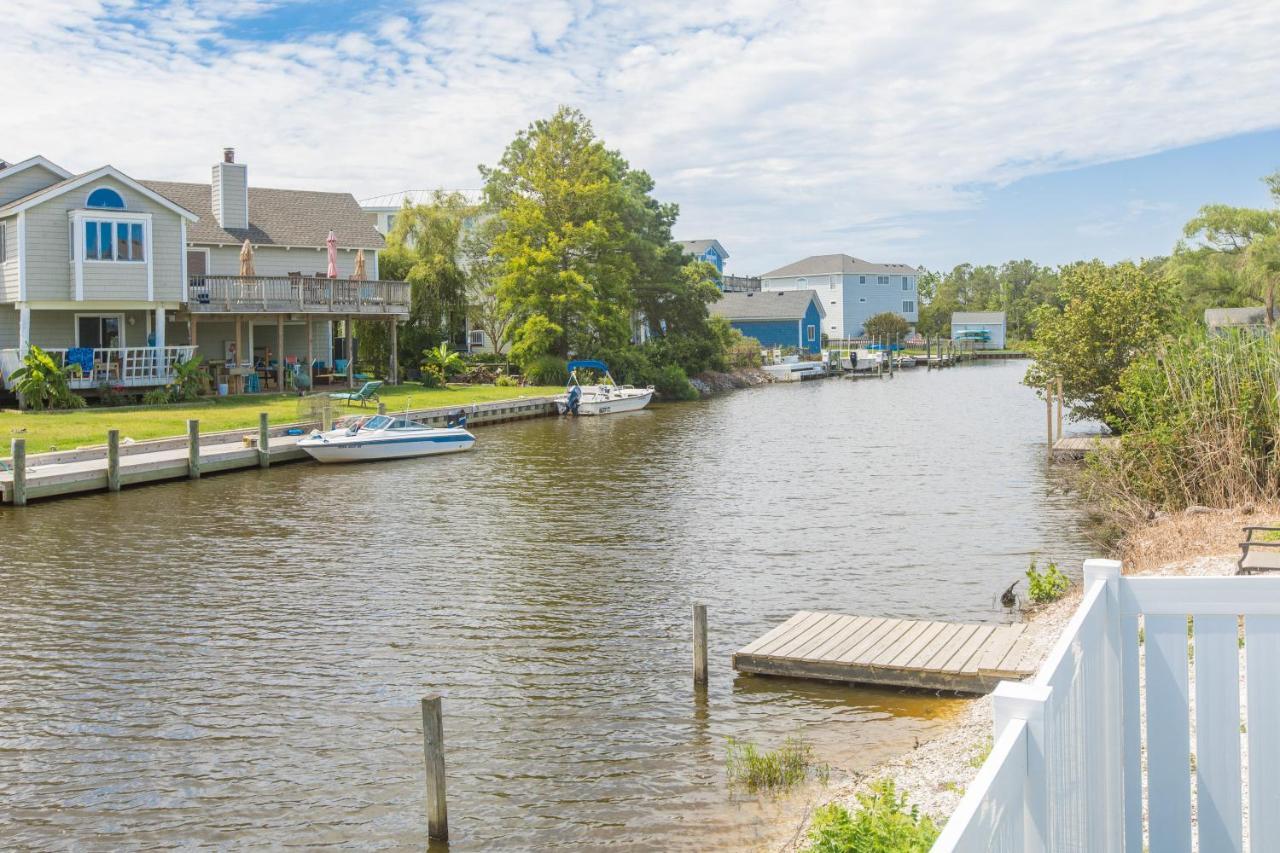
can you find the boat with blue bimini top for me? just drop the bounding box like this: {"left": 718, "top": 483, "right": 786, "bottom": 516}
{"left": 297, "top": 412, "right": 475, "bottom": 463}
{"left": 554, "top": 360, "right": 654, "bottom": 416}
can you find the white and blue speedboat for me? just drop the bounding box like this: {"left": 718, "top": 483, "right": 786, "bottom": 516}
{"left": 554, "top": 359, "right": 654, "bottom": 416}
{"left": 297, "top": 413, "right": 475, "bottom": 463}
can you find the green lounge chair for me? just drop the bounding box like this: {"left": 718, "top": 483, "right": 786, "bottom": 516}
{"left": 329, "top": 380, "right": 383, "bottom": 408}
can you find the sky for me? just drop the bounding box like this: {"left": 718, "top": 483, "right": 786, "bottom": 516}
{"left": 3, "top": 0, "right": 1279, "bottom": 275}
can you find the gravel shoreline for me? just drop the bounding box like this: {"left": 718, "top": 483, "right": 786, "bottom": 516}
{"left": 778, "top": 505, "right": 1259, "bottom": 851}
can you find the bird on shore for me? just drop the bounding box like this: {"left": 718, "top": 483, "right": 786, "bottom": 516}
{"left": 1000, "top": 581, "right": 1019, "bottom": 608}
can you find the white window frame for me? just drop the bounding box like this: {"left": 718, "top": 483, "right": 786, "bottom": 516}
{"left": 186, "top": 246, "right": 211, "bottom": 277}
{"left": 74, "top": 312, "right": 127, "bottom": 348}
{"left": 878, "top": 275, "right": 889, "bottom": 285}
{"left": 902, "top": 300, "right": 916, "bottom": 313}
{"left": 807, "top": 324, "right": 816, "bottom": 342}
{"left": 902, "top": 277, "right": 912, "bottom": 291}
{"left": 70, "top": 209, "right": 153, "bottom": 301}
{"left": 0, "top": 221, "right": 6, "bottom": 261}
{"left": 83, "top": 217, "right": 147, "bottom": 263}
{"left": 859, "top": 275, "right": 866, "bottom": 284}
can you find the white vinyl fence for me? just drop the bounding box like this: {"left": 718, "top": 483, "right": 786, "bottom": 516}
{"left": 934, "top": 559, "right": 1280, "bottom": 852}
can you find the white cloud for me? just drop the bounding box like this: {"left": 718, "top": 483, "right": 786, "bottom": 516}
{"left": 2, "top": 0, "right": 1277, "bottom": 272}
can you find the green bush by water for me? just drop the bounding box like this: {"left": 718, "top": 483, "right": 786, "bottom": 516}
{"left": 522, "top": 355, "right": 569, "bottom": 386}
{"left": 1026, "top": 559, "right": 1070, "bottom": 604}
{"left": 804, "top": 780, "right": 939, "bottom": 852}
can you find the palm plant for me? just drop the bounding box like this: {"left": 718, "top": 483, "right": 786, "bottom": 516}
{"left": 9, "top": 346, "right": 86, "bottom": 410}
{"left": 421, "top": 342, "right": 465, "bottom": 378}
{"left": 171, "top": 354, "right": 210, "bottom": 401}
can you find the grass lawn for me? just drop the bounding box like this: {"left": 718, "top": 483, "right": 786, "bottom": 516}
{"left": 1, "top": 383, "right": 563, "bottom": 455}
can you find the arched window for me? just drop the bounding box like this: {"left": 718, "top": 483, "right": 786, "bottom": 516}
{"left": 86, "top": 187, "right": 126, "bottom": 209}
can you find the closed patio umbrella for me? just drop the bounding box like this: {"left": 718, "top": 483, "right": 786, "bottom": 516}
{"left": 239, "top": 238, "right": 255, "bottom": 276}
{"left": 352, "top": 248, "right": 367, "bottom": 281}
{"left": 326, "top": 230, "right": 338, "bottom": 278}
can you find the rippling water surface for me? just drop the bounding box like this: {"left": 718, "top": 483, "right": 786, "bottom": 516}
{"left": 0, "top": 362, "right": 1092, "bottom": 850}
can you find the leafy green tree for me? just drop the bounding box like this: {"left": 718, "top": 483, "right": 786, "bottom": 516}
{"left": 421, "top": 342, "right": 465, "bottom": 377}
{"left": 863, "top": 311, "right": 910, "bottom": 340}
{"left": 461, "top": 217, "right": 514, "bottom": 355}
{"left": 1024, "top": 260, "right": 1177, "bottom": 429}
{"left": 1182, "top": 172, "right": 1280, "bottom": 325}
{"left": 379, "top": 191, "right": 476, "bottom": 353}
{"left": 482, "top": 107, "right": 716, "bottom": 364}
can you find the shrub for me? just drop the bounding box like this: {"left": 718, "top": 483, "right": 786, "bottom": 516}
{"left": 523, "top": 354, "right": 568, "bottom": 386}
{"left": 142, "top": 387, "right": 172, "bottom": 405}
{"left": 653, "top": 364, "right": 699, "bottom": 401}
{"left": 804, "top": 780, "right": 938, "bottom": 853}
{"left": 1026, "top": 559, "right": 1070, "bottom": 604}
{"left": 419, "top": 365, "right": 446, "bottom": 388}
{"left": 726, "top": 736, "right": 827, "bottom": 792}
{"left": 9, "top": 346, "right": 86, "bottom": 410}
{"left": 725, "top": 331, "right": 762, "bottom": 369}
{"left": 96, "top": 382, "right": 132, "bottom": 407}
{"left": 465, "top": 352, "right": 509, "bottom": 365}
{"left": 421, "top": 342, "right": 465, "bottom": 378}
{"left": 494, "top": 373, "right": 520, "bottom": 387}
{"left": 1084, "top": 329, "right": 1280, "bottom": 513}
{"left": 863, "top": 311, "right": 910, "bottom": 341}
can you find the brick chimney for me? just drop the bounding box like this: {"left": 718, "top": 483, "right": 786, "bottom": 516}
{"left": 212, "top": 147, "right": 248, "bottom": 229}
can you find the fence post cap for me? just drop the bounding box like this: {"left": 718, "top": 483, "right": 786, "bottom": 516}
{"left": 992, "top": 681, "right": 1051, "bottom": 722}
{"left": 1083, "top": 558, "right": 1122, "bottom": 584}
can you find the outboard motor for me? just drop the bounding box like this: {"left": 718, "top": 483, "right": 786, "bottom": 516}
{"left": 446, "top": 409, "right": 468, "bottom": 429}
{"left": 565, "top": 385, "right": 582, "bottom": 416}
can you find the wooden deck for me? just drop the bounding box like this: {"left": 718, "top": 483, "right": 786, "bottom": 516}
{"left": 733, "top": 611, "right": 1039, "bottom": 694}
{"left": 1051, "top": 435, "right": 1119, "bottom": 460}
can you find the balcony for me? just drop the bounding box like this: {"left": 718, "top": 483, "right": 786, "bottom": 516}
{"left": 1, "top": 346, "right": 198, "bottom": 391}
{"left": 187, "top": 275, "right": 410, "bottom": 316}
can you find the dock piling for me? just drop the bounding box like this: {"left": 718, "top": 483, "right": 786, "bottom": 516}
{"left": 693, "top": 603, "right": 708, "bottom": 685}
{"left": 258, "top": 413, "right": 270, "bottom": 469}
{"left": 1055, "top": 378, "right": 1064, "bottom": 441}
{"left": 421, "top": 695, "right": 449, "bottom": 842}
{"left": 378, "top": 402, "right": 387, "bottom": 415}
{"left": 1045, "top": 385, "right": 1054, "bottom": 461}
{"left": 11, "top": 438, "right": 26, "bottom": 506}
{"left": 187, "top": 419, "right": 201, "bottom": 479}
{"left": 106, "top": 429, "right": 121, "bottom": 492}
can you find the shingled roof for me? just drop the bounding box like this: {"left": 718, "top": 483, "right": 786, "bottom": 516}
{"left": 710, "top": 290, "right": 826, "bottom": 321}
{"left": 761, "top": 253, "right": 917, "bottom": 278}
{"left": 142, "top": 180, "right": 385, "bottom": 250}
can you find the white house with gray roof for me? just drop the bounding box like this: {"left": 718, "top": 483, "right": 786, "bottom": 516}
{"left": 760, "top": 254, "right": 918, "bottom": 339}
{"left": 0, "top": 148, "right": 404, "bottom": 400}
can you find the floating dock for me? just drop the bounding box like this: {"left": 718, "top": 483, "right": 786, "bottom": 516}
{"left": 733, "top": 610, "right": 1038, "bottom": 694}
{"left": 1, "top": 395, "right": 556, "bottom": 504}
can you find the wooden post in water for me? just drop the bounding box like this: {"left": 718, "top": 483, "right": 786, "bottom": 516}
{"left": 693, "top": 604, "right": 708, "bottom": 685}
{"left": 1055, "top": 378, "right": 1064, "bottom": 442}
{"left": 187, "top": 419, "right": 201, "bottom": 479}
{"left": 10, "top": 438, "right": 26, "bottom": 506}
{"left": 258, "top": 412, "right": 270, "bottom": 469}
{"left": 421, "top": 695, "right": 449, "bottom": 842}
{"left": 107, "top": 429, "right": 121, "bottom": 492}
{"left": 1045, "top": 385, "right": 1054, "bottom": 461}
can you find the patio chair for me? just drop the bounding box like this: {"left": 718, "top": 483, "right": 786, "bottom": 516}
{"left": 329, "top": 380, "right": 383, "bottom": 408}
{"left": 1237, "top": 526, "right": 1280, "bottom": 574}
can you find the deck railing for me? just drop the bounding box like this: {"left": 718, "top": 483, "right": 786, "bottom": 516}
{"left": 187, "top": 275, "right": 410, "bottom": 314}
{"left": 0, "top": 346, "right": 198, "bottom": 390}
{"left": 934, "top": 560, "right": 1280, "bottom": 851}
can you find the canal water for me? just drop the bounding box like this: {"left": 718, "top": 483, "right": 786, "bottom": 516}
{"left": 0, "top": 361, "right": 1093, "bottom": 850}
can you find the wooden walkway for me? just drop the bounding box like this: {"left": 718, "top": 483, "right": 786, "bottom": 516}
{"left": 1051, "top": 435, "right": 1119, "bottom": 461}
{"left": 1, "top": 396, "right": 556, "bottom": 504}
{"left": 733, "top": 611, "right": 1039, "bottom": 694}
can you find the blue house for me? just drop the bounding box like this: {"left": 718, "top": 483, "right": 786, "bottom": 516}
{"left": 677, "top": 239, "right": 729, "bottom": 275}
{"left": 709, "top": 290, "right": 826, "bottom": 353}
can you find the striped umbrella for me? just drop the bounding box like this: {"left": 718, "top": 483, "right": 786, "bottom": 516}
{"left": 326, "top": 230, "right": 338, "bottom": 278}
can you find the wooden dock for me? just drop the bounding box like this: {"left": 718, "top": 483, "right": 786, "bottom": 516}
{"left": 733, "top": 610, "right": 1038, "bottom": 694}
{"left": 1, "top": 395, "right": 556, "bottom": 504}
{"left": 1051, "top": 435, "right": 1119, "bottom": 461}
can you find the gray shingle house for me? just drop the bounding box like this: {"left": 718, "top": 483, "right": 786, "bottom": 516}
{"left": 1204, "top": 307, "right": 1269, "bottom": 335}
{"left": 0, "top": 148, "right": 403, "bottom": 398}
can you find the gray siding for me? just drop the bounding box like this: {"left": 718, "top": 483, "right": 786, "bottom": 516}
{"left": 0, "top": 163, "right": 64, "bottom": 207}
{"left": 0, "top": 304, "right": 16, "bottom": 348}
{"left": 23, "top": 175, "right": 185, "bottom": 303}
{"left": 203, "top": 244, "right": 369, "bottom": 278}
{"left": 0, "top": 216, "right": 16, "bottom": 302}
{"left": 212, "top": 162, "right": 248, "bottom": 229}
{"left": 24, "top": 309, "right": 153, "bottom": 349}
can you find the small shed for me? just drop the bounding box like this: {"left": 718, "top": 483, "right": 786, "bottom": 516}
{"left": 951, "top": 311, "right": 1006, "bottom": 350}
{"left": 710, "top": 290, "right": 826, "bottom": 353}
